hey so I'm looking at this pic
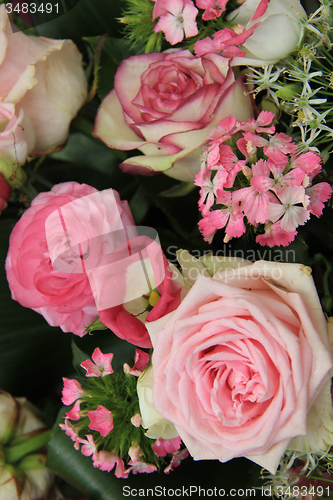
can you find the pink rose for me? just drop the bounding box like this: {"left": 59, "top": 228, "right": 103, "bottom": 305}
{"left": 0, "top": 5, "right": 87, "bottom": 155}
{"left": 93, "top": 49, "right": 253, "bottom": 181}
{"left": 147, "top": 260, "right": 333, "bottom": 473}
{"left": 5, "top": 182, "right": 135, "bottom": 335}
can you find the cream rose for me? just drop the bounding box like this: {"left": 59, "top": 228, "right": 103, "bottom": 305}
{"left": 0, "top": 4, "right": 87, "bottom": 155}
{"left": 227, "top": 0, "right": 307, "bottom": 66}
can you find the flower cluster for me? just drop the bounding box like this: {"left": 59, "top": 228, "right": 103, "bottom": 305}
{"left": 247, "top": 0, "right": 333, "bottom": 149}
{"left": 2, "top": 0, "right": 333, "bottom": 494}
{"left": 195, "top": 111, "right": 332, "bottom": 246}
{"left": 60, "top": 347, "right": 188, "bottom": 478}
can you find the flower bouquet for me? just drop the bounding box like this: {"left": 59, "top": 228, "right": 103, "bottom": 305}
{"left": 1, "top": 0, "right": 333, "bottom": 498}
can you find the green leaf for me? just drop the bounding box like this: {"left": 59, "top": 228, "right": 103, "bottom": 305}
{"left": 32, "top": 0, "right": 127, "bottom": 53}
{"left": 129, "top": 185, "right": 150, "bottom": 224}
{"left": 71, "top": 339, "right": 89, "bottom": 376}
{"left": 0, "top": 218, "right": 73, "bottom": 400}
{"left": 47, "top": 427, "right": 121, "bottom": 500}
{"left": 159, "top": 182, "right": 195, "bottom": 198}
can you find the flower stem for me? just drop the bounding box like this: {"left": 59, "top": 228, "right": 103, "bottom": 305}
{"left": 4, "top": 429, "right": 53, "bottom": 465}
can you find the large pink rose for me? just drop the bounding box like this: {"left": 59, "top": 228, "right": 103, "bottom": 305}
{"left": 93, "top": 49, "right": 254, "bottom": 182}
{"left": 0, "top": 4, "right": 87, "bottom": 155}
{"left": 5, "top": 182, "right": 135, "bottom": 335}
{"left": 147, "top": 260, "right": 333, "bottom": 473}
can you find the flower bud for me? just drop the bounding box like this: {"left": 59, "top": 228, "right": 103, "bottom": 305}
{"left": 0, "top": 393, "right": 54, "bottom": 500}
{"left": 276, "top": 83, "right": 301, "bottom": 102}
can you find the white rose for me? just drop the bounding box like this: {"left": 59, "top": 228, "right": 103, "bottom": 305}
{"left": 137, "top": 366, "right": 179, "bottom": 440}
{"left": 228, "top": 0, "right": 307, "bottom": 66}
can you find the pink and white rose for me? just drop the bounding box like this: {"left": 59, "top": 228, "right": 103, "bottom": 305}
{"left": 93, "top": 49, "right": 254, "bottom": 182}
{"left": 147, "top": 259, "right": 333, "bottom": 474}
{"left": 5, "top": 182, "right": 134, "bottom": 335}
{"left": 0, "top": 4, "right": 87, "bottom": 155}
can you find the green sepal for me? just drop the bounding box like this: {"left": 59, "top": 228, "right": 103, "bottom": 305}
{"left": 17, "top": 453, "right": 46, "bottom": 472}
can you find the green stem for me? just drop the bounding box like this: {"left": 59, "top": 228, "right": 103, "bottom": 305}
{"left": 19, "top": 183, "right": 39, "bottom": 200}
{"left": 4, "top": 429, "right": 53, "bottom": 465}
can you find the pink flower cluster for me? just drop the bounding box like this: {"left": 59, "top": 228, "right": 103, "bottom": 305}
{"left": 60, "top": 348, "right": 187, "bottom": 478}
{"left": 152, "top": 0, "right": 230, "bottom": 45}
{"left": 195, "top": 111, "right": 332, "bottom": 247}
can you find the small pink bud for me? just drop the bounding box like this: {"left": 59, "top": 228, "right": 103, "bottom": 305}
{"left": 131, "top": 413, "right": 142, "bottom": 427}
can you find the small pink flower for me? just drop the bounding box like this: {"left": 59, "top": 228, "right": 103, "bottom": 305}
{"left": 198, "top": 210, "right": 228, "bottom": 243}
{"left": 154, "top": 0, "right": 198, "bottom": 45}
{"left": 126, "top": 460, "right": 157, "bottom": 475}
{"left": 306, "top": 182, "right": 332, "bottom": 217}
{"left": 290, "top": 151, "right": 322, "bottom": 178}
{"left": 128, "top": 445, "right": 143, "bottom": 462}
{"left": 237, "top": 110, "right": 275, "bottom": 134}
{"left": 66, "top": 400, "right": 82, "bottom": 421}
{"left": 267, "top": 186, "right": 310, "bottom": 232}
{"left": 207, "top": 115, "right": 238, "bottom": 142}
{"left": 153, "top": 437, "right": 182, "bottom": 456}
{"left": 59, "top": 418, "right": 81, "bottom": 449}
{"left": 80, "top": 348, "right": 114, "bottom": 377}
{"left": 62, "top": 378, "right": 83, "bottom": 406}
{"left": 93, "top": 450, "right": 127, "bottom": 478}
{"left": 88, "top": 405, "right": 114, "bottom": 437}
{"left": 131, "top": 414, "right": 142, "bottom": 427}
{"left": 213, "top": 144, "right": 246, "bottom": 188}
{"left": 195, "top": 163, "right": 227, "bottom": 215}
{"left": 232, "top": 185, "right": 274, "bottom": 226}
{"left": 215, "top": 190, "right": 246, "bottom": 240}
{"left": 164, "top": 449, "right": 190, "bottom": 474}
{"left": 195, "top": 0, "right": 228, "bottom": 20}
{"left": 194, "top": 25, "right": 257, "bottom": 57}
{"left": 124, "top": 349, "right": 150, "bottom": 377}
{"left": 256, "top": 221, "right": 297, "bottom": 247}
{"left": 263, "top": 133, "right": 297, "bottom": 165}
{"left": 80, "top": 434, "right": 97, "bottom": 458}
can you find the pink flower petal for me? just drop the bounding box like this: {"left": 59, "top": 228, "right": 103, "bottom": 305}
{"left": 88, "top": 405, "right": 114, "bottom": 437}
{"left": 153, "top": 437, "right": 182, "bottom": 456}
{"left": 66, "top": 400, "right": 82, "bottom": 421}
{"left": 81, "top": 348, "right": 114, "bottom": 377}
{"left": 306, "top": 182, "right": 332, "bottom": 217}
{"left": 62, "top": 378, "right": 83, "bottom": 405}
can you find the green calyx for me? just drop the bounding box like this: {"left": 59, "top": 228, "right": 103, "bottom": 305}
{"left": 65, "top": 368, "right": 165, "bottom": 468}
